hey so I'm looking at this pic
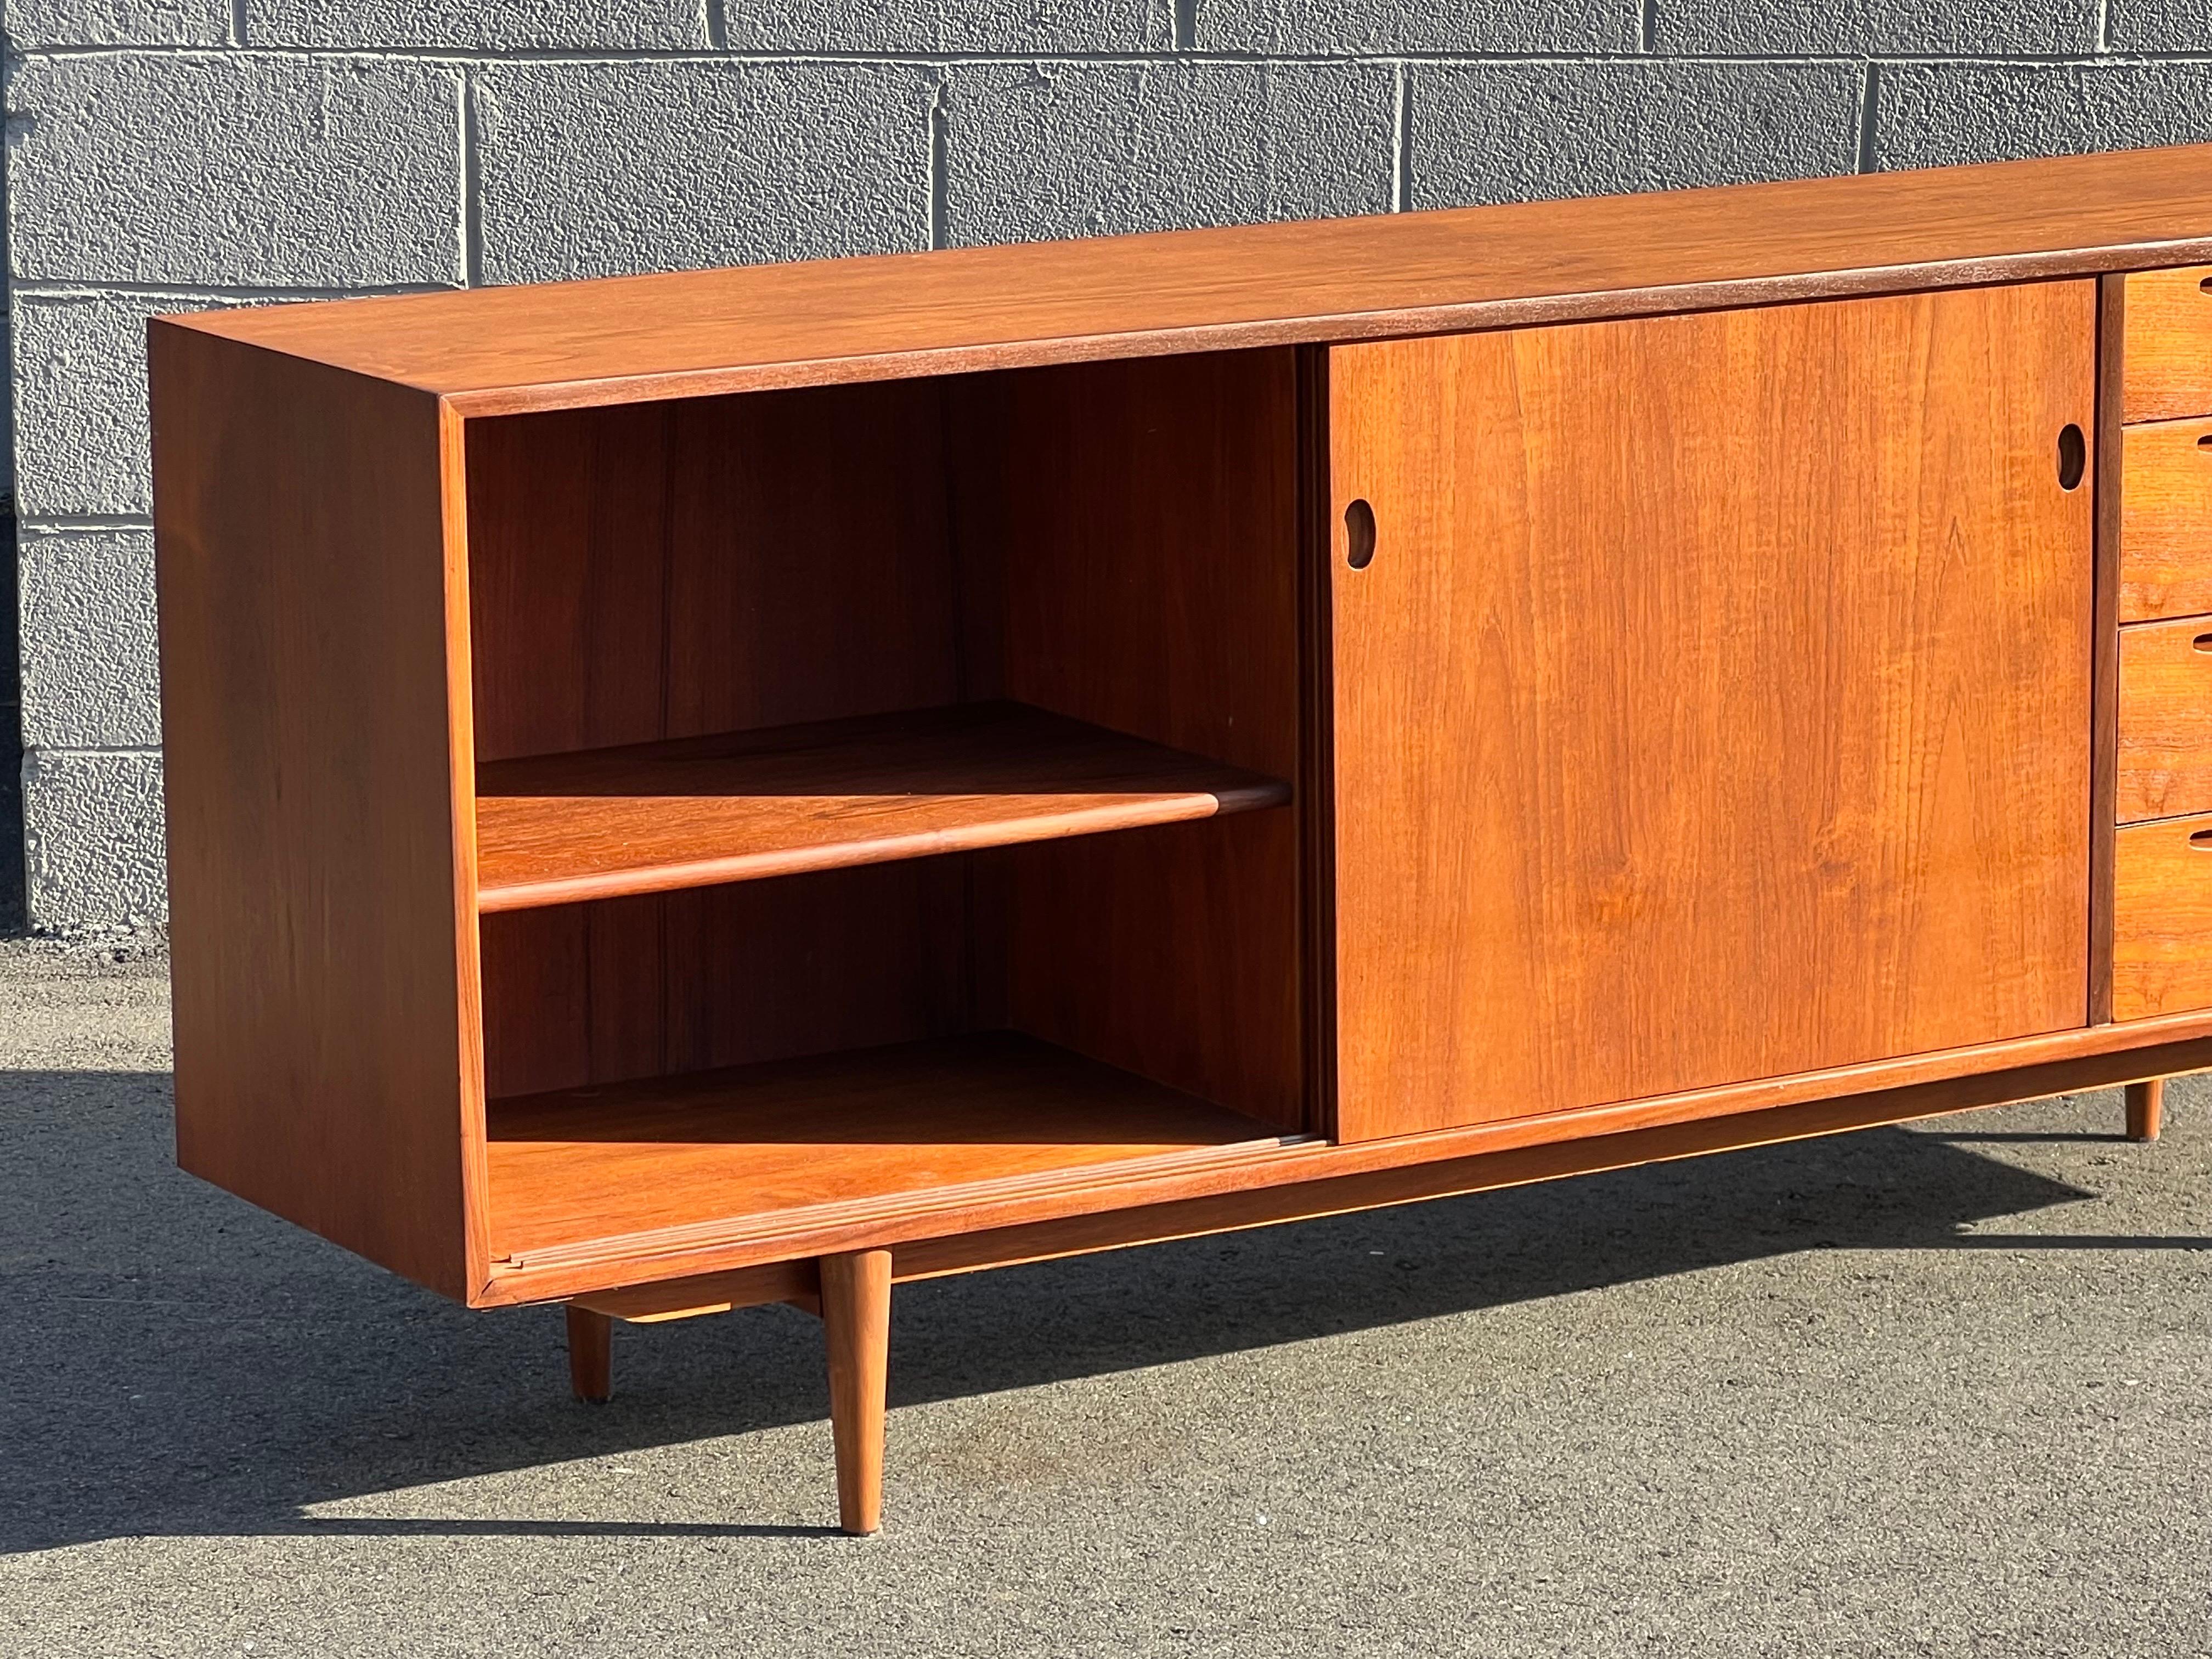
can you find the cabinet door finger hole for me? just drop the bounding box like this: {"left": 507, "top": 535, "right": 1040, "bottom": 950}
{"left": 2057, "top": 424, "right": 2086, "bottom": 490}
{"left": 1344, "top": 498, "right": 1376, "bottom": 570}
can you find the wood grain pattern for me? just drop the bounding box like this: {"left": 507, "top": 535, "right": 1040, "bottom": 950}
{"left": 2119, "top": 416, "right": 2212, "bottom": 622}
{"left": 445, "top": 402, "right": 494, "bottom": 1290}
{"left": 151, "top": 322, "right": 482, "bottom": 1301}
{"left": 999, "top": 817, "right": 1304, "bottom": 1133}
{"left": 821, "top": 1249, "right": 892, "bottom": 1536}
{"left": 1295, "top": 345, "right": 1342, "bottom": 1138}
{"left": 1330, "top": 283, "right": 2096, "bottom": 1139}
{"left": 162, "top": 145, "right": 2212, "bottom": 415}
{"left": 474, "top": 701, "right": 1289, "bottom": 911}
{"left": 2121, "top": 263, "right": 2212, "bottom": 423}
{"left": 2117, "top": 615, "right": 2212, "bottom": 822}
{"left": 482, "top": 1032, "right": 1290, "bottom": 1263}
{"left": 2126, "top": 1077, "right": 2165, "bottom": 1141}
{"left": 965, "top": 353, "right": 1302, "bottom": 782}
{"left": 465, "top": 379, "right": 962, "bottom": 766}
{"left": 2114, "top": 812, "right": 2212, "bottom": 1020}
{"left": 462, "top": 400, "right": 672, "bottom": 761}
{"left": 477, "top": 862, "right": 978, "bottom": 1101}
{"left": 2093, "top": 274, "right": 2127, "bottom": 1025}
{"left": 956, "top": 352, "right": 1307, "bottom": 1132}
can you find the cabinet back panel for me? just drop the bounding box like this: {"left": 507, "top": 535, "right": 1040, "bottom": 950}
{"left": 1001, "top": 816, "right": 1304, "bottom": 1133}
{"left": 955, "top": 350, "right": 1302, "bottom": 779}
{"left": 479, "top": 859, "right": 978, "bottom": 1099}
{"left": 1330, "top": 283, "right": 2096, "bottom": 1138}
{"left": 955, "top": 350, "right": 1307, "bottom": 1132}
{"left": 464, "top": 379, "right": 962, "bottom": 765}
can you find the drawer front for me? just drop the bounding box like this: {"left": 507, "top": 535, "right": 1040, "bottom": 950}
{"left": 2114, "top": 813, "right": 2212, "bottom": 1020}
{"left": 2118, "top": 617, "right": 2212, "bottom": 822}
{"left": 2121, "top": 417, "right": 2212, "bottom": 622}
{"left": 2125, "top": 266, "right": 2212, "bottom": 424}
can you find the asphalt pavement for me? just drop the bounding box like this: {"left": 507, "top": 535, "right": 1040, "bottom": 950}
{"left": 4, "top": 936, "right": 2209, "bottom": 1657}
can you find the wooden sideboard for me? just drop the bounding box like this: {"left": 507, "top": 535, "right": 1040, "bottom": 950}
{"left": 152, "top": 143, "right": 2212, "bottom": 1534}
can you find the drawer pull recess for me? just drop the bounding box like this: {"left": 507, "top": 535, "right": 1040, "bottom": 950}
{"left": 2192, "top": 829, "right": 2212, "bottom": 849}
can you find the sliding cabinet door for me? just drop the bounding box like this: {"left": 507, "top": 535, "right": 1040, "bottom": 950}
{"left": 1328, "top": 284, "right": 2096, "bottom": 1140}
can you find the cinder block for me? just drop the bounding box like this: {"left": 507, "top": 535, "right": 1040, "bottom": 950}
{"left": 246, "top": 0, "right": 706, "bottom": 47}
{"left": 22, "top": 748, "right": 167, "bottom": 928}
{"left": 18, "top": 529, "right": 161, "bottom": 751}
{"left": 476, "top": 63, "right": 933, "bottom": 284}
{"left": 13, "top": 293, "right": 195, "bottom": 520}
{"left": 1199, "top": 0, "right": 1629, "bottom": 51}
{"left": 2111, "top": 0, "right": 2212, "bottom": 50}
{"left": 725, "top": 0, "right": 1165, "bottom": 50}
{"left": 0, "top": 309, "right": 12, "bottom": 500}
{"left": 1409, "top": 63, "right": 1860, "bottom": 210}
{"left": 944, "top": 63, "right": 1394, "bottom": 246}
{"left": 8, "top": 55, "right": 463, "bottom": 286}
{"left": 1662, "top": 0, "right": 2096, "bottom": 53}
{"left": 6, "top": 0, "right": 228, "bottom": 45}
{"left": 1878, "top": 65, "right": 2212, "bottom": 169}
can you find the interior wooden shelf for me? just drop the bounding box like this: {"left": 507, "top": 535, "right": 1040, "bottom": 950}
{"left": 483, "top": 1031, "right": 1297, "bottom": 1262}
{"left": 474, "top": 699, "right": 1291, "bottom": 912}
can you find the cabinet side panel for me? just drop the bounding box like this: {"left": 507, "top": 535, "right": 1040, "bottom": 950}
{"left": 151, "top": 325, "right": 475, "bottom": 1299}
{"left": 1330, "top": 284, "right": 2096, "bottom": 1139}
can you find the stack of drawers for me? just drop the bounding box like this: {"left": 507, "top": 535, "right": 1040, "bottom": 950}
{"left": 2115, "top": 264, "right": 2212, "bottom": 1019}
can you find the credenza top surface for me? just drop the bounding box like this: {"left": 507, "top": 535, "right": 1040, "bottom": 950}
{"left": 162, "top": 143, "right": 2212, "bottom": 417}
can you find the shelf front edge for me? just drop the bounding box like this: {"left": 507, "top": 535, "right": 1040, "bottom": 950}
{"left": 476, "top": 784, "right": 1290, "bottom": 912}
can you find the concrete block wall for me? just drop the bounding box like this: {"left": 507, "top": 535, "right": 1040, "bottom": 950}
{"left": 7, "top": 5, "right": 2212, "bottom": 928}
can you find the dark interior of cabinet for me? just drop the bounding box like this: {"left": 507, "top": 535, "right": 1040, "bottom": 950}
{"left": 462, "top": 349, "right": 1310, "bottom": 1256}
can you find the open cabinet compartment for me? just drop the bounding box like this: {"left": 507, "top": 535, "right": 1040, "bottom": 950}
{"left": 462, "top": 348, "right": 1314, "bottom": 1268}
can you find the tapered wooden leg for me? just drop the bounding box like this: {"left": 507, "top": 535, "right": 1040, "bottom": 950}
{"left": 2127, "top": 1078, "right": 2166, "bottom": 1143}
{"left": 820, "top": 1249, "right": 892, "bottom": 1536}
{"left": 566, "top": 1304, "right": 613, "bottom": 1402}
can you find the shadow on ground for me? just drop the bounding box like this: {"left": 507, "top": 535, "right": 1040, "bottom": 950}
{"left": 0, "top": 1063, "right": 2172, "bottom": 1555}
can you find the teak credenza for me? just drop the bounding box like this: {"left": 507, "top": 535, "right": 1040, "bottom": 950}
{"left": 153, "top": 144, "right": 2212, "bottom": 1534}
